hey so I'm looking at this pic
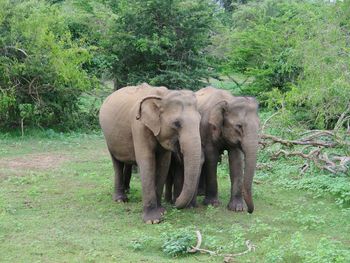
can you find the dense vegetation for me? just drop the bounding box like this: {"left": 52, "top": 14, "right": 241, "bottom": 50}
{"left": 1, "top": 0, "right": 349, "bottom": 130}
{"left": 0, "top": 1, "right": 349, "bottom": 261}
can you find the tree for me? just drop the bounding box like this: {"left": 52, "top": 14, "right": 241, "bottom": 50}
{"left": 0, "top": 0, "right": 98, "bottom": 130}
{"left": 106, "top": 0, "right": 219, "bottom": 90}
{"left": 218, "top": 0, "right": 350, "bottom": 129}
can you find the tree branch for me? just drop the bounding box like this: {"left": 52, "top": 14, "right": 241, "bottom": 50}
{"left": 188, "top": 230, "right": 255, "bottom": 261}
{"left": 261, "top": 134, "right": 337, "bottom": 147}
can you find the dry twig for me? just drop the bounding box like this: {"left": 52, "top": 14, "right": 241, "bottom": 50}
{"left": 334, "top": 103, "right": 350, "bottom": 132}
{"left": 261, "top": 134, "right": 337, "bottom": 148}
{"left": 188, "top": 230, "right": 256, "bottom": 261}
{"left": 261, "top": 127, "right": 350, "bottom": 174}
{"left": 261, "top": 111, "right": 280, "bottom": 133}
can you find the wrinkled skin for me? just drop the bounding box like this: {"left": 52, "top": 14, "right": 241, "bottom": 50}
{"left": 197, "top": 87, "right": 259, "bottom": 213}
{"left": 99, "top": 83, "right": 202, "bottom": 223}
{"left": 164, "top": 151, "right": 204, "bottom": 207}
{"left": 165, "top": 87, "right": 259, "bottom": 213}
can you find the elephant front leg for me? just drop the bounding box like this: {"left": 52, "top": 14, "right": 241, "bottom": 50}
{"left": 227, "top": 147, "right": 244, "bottom": 212}
{"left": 155, "top": 149, "right": 171, "bottom": 214}
{"left": 138, "top": 156, "right": 165, "bottom": 224}
{"left": 203, "top": 152, "right": 220, "bottom": 207}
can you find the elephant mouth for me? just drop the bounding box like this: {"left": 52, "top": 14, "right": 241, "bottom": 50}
{"left": 223, "top": 136, "right": 240, "bottom": 148}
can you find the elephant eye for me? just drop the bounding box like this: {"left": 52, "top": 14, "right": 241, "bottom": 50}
{"left": 173, "top": 120, "right": 182, "bottom": 129}
{"left": 234, "top": 124, "right": 243, "bottom": 135}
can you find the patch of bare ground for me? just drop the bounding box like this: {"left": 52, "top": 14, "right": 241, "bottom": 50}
{"left": 0, "top": 153, "right": 69, "bottom": 177}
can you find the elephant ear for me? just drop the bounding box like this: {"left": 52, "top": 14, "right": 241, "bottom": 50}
{"left": 208, "top": 100, "right": 228, "bottom": 141}
{"left": 136, "top": 96, "right": 162, "bottom": 136}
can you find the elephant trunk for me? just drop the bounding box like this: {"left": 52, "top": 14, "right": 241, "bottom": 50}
{"left": 242, "top": 129, "right": 259, "bottom": 214}
{"left": 174, "top": 128, "right": 202, "bottom": 209}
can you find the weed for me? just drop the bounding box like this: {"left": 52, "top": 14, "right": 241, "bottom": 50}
{"left": 161, "top": 227, "right": 196, "bottom": 257}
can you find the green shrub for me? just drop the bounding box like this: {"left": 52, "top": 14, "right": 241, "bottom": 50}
{"left": 218, "top": 0, "right": 350, "bottom": 129}
{"left": 0, "top": 0, "right": 99, "bottom": 130}
{"left": 161, "top": 227, "right": 196, "bottom": 257}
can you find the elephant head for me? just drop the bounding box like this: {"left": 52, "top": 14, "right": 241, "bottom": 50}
{"left": 137, "top": 90, "right": 202, "bottom": 209}
{"left": 208, "top": 97, "right": 259, "bottom": 213}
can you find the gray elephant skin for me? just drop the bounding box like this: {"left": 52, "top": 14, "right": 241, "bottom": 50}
{"left": 99, "top": 83, "right": 202, "bottom": 223}
{"left": 166, "top": 87, "right": 260, "bottom": 213}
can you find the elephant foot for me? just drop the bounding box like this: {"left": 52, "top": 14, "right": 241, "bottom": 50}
{"left": 113, "top": 193, "right": 128, "bottom": 202}
{"left": 185, "top": 196, "right": 198, "bottom": 208}
{"left": 203, "top": 197, "right": 220, "bottom": 207}
{"left": 159, "top": 206, "right": 167, "bottom": 215}
{"left": 227, "top": 198, "right": 244, "bottom": 212}
{"left": 186, "top": 199, "right": 198, "bottom": 208}
{"left": 143, "top": 207, "right": 164, "bottom": 224}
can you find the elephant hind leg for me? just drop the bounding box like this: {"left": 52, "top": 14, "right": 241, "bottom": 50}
{"left": 123, "top": 164, "right": 132, "bottom": 194}
{"left": 202, "top": 155, "right": 221, "bottom": 207}
{"left": 164, "top": 171, "right": 174, "bottom": 204}
{"left": 110, "top": 153, "right": 128, "bottom": 202}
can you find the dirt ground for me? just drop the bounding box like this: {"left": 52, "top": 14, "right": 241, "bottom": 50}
{"left": 0, "top": 153, "right": 69, "bottom": 177}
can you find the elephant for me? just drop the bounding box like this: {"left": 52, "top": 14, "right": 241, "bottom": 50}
{"left": 165, "top": 87, "right": 259, "bottom": 213}
{"left": 99, "top": 83, "right": 202, "bottom": 223}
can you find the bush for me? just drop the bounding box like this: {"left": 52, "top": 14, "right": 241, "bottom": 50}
{"left": 0, "top": 0, "right": 99, "bottom": 131}
{"left": 161, "top": 227, "right": 196, "bottom": 257}
{"left": 219, "top": 0, "right": 350, "bottom": 129}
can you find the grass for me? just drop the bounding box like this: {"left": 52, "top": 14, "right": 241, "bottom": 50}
{"left": 0, "top": 132, "right": 349, "bottom": 262}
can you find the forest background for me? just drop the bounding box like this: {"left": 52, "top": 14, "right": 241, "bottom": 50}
{"left": 1, "top": 0, "right": 349, "bottom": 132}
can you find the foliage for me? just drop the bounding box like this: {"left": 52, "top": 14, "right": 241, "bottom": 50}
{"left": 219, "top": 1, "right": 308, "bottom": 96}
{"left": 218, "top": 0, "right": 350, "bottom": 129}
{"left": 275, "top": 175, "right": 350, "bottom": 207}
{"left": 0, "top": 0, "right": 99, "bottom": 130}
{"left": 263, "top": 232, "right": 350, "bottom": 263}
{"left": 255, "top": 111, "right": 350, "bottom": 206}
{"left": 106, "top": 0, "right": 219, "bottom": 90}
{"left": 60, "top": 0, "right": 116, "bottom": 78}
{"left": 161, "top": 227, "right": 196, "bottom": 257}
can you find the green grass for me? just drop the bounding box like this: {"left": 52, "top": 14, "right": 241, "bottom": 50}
{"left": 0, "top": 133, "right": 349, "bottom": 262}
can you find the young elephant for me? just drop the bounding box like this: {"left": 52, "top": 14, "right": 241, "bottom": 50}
{"left": 165, "top": 87, "right": 259, "bottom": 213}
{"left": 99, "top": 83, "right": 202, "bottom": 223}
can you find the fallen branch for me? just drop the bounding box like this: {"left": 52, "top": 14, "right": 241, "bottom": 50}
{"left": 261, "top": 111, "right": 280, "bottom": 133}
{"left": 271, "top": 148, "right": 349, "bottom": 174}
{"left": 272, "top": 148, "right": 321, "bottom": 160}
{"left": 259, "top": 116, "right": 349, "bottom": 174}
{"left": 188, "top": 230, "right": 203, "bottom": 253}
{"left": 300, "top": 163, "right": 310, "bottom": 174}
{"left": 188, "top": 230, "right": 255, "bottom": 261}
{"left": 1, "top": 46, "right": 28, "bottom": 59}
{"left": 256, "top": 163, "right": 272, "bottom": 170}
{"left": 334, "top": 102, "right": 350, "bottom": 132}
{"left": 221, "top": 240, "right": 256, "bottom": 258}
{"left": 261, "top": 134, "right": 337, "bottom": 148}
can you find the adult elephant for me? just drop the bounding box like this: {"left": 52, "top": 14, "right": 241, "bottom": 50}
{"left": 165, "top": 87, "right": 259, "bottom": 213}
{"left": 99, "top": 83, "right": 202, "bottom": 223}
{"left": 197, "top": 87, "right": 259, "bottom": 213}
